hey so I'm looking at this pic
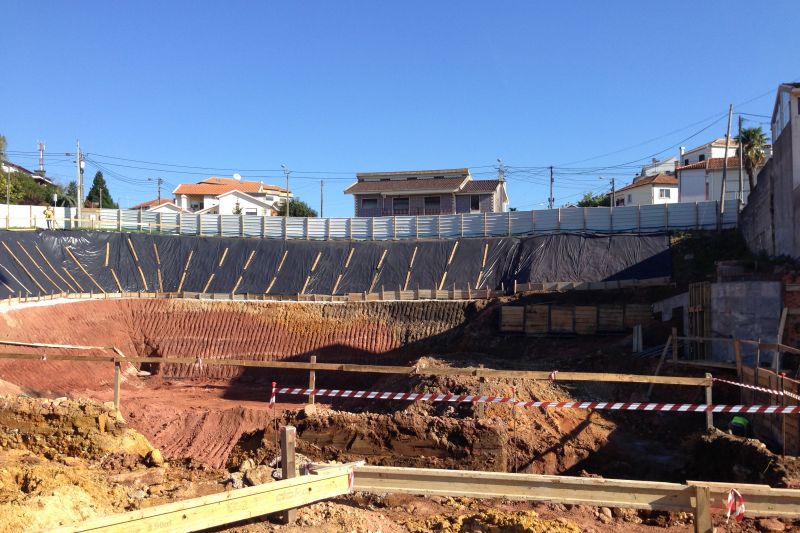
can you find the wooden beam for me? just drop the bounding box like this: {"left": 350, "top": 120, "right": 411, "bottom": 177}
{"left": 53, "top": 466, "right": 353, "bottom": 533}
{"left": 279, "top": 426, "right": 298, "bottom": 524}
{"left": 16, "top": 242, "right": 62, "bottom": 291}
{"left": 65, "top": 246, "right": 106, "bottom": 294}
{"left": 176, "top": 250, "right": 194, "bottom": 293}
{"left": 2, "top": 241, "right": 47, "bottom": 293}
{"left": 34, "top": 244, "right": 75, "bottom": 292}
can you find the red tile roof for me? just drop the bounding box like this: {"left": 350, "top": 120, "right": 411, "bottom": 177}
{"left": 345, "top": 177, "right": 468, "bottom": 194}
{"left": 173, "top": 177, "right": 286, "bottom": 196}
{"left": 130, "top": 198, "right": 174, "bottom": 209}
{"left": 356, "top": 168, "right": 470, "bottom": 179}
{"left": 459, "top": 180, "right": 502, "bottom": 193}
{"left": 675, "top": 157, "right": 742, "bottom": 172}
{"left": 616, "top": 174, "right": 678, "bottom": 193}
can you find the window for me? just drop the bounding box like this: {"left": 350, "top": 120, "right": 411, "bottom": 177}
{"left": 245, "top": 208, "right": 257, "bottom": 216}
{"left": 698, "top": 154, "right": 705, "bottom": 162}
{"left": 424, "top": 196, "right": 441, "bottom": 214}
{"left": 684, "top": 158, "right": 689, "bottom": 165}
{"left": 361, "top": 198, "right": 378, "bottom": 213}
{"left": 616, "top": 198, "right": 625, "bottom": 207}
{"left": 659, "top": 188, "right": 671, "bottom": 199}
{"left": 470, "top": 195, "right": 480, "bottom": 212}
{"left": 627, "top": 194, "right": 632, "bottom": 203}
{"left": 392, "top": 197, "right": 409, "bottom": 215}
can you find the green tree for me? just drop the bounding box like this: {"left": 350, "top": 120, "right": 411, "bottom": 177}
{"left": 59, "top": 181, "right": 78, "bottom": 207}
{"left": 232, "top": 200, "right": 243, "bottom": 215}
{"left": 575, "top": 191, "right": 611, "bottom": 207}
{"left": 275, "top": 197, "right": 318, "bottom": 217}
{"left": 735, "top": 126, "right": 768, "bottom": 192}
{"left": 85, "top": 171, "right": 118, "bottom": 208}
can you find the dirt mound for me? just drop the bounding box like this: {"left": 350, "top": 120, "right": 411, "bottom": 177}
{"left": 408, "top": 509, "right": 580, "bottom": 533}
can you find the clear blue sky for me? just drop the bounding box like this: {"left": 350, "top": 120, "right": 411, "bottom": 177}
{"left": 2, "top": 1, "right": 798, "bottom": 216}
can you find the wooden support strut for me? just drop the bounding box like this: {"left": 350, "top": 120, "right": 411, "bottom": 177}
{"left": 64, "top": 246, "right": 106, "bottom": 294}
{"left": 1, "top": 241, "right": 47, "bottom": 294}
{"left": 176, "top": 250, "right": 194, "bottom": 293}
{"left": 16, "top": 241, "right": 62, "bottom": 292}
{"left": 153, "top": 242, "right": 164, "bottom": 292}
{"left": 279, "top": 426, "right": 298, "bottom": 525}
{"left": 266, "top": 249, "right": 289, "bottom": 294}
{"left": 35, "top": 244, "right": 75, "bottom": 292}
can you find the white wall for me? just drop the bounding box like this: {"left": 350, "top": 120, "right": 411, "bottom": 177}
{"left": 679, "top": 169, "right": 708, "bottom": 202}
{"left": 650, "top": 185, "right": 678, "bottom": 205}
{"left": 218, "top": 194, "right": 269, "bottom": 216}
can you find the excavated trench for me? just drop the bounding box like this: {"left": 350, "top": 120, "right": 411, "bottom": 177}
{"left": 0, "top": 297, "right": 796, "bottom": 487}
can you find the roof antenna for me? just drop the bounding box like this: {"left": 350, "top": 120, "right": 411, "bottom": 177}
{"left": 496, "top": 158, "right": 505, "bottom": 182}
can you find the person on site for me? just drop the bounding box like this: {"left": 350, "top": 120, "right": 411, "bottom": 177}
{"left": 43, "top": 206, "right": 54, "bottom": 230}
{"left": 728, "top": 414, "right": 750, "bottom": 437}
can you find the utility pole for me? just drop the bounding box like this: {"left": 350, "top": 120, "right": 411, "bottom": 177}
{"left": 719, "top": 104, "right": 733, "bottom": 225}
{"left": 149, "top": 177, "right": 164, "bottom": 203}
{"left": 548, "top": 166, "right": 554, "bottom": 209}
{"left": 611, "top": 177, "right": 616, "bottom": 209}
{"left": 99, "top": 183, "right": 103, "bottom": 210}
{"left": 75, "top": 141, "right": 85, "bottom": 227}
{"left": 320, "top": 179, "right": 324, "bottom": 218}
{"left": 738, "top": 114, "right": 744, "bottom": 210}
{"left": 281, "top": 164, "right": 291, "bottom": 218}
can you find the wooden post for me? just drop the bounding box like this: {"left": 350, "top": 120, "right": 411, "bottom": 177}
{"left": 279, "top": 426, "right": 297, "bottom": 524}
{"left": 733, "top": 339, "right": 743, "bottom": 380}
{"left": 671, "top": 327, "right": 678, "bottom": 361}
{"left": 693, "top": 485, "right": 713, "bottom": 533}
{"left": 704, "top": 373, "right": 713, "bottom": 431}
{"left": 309, "top": 356, "right": 316, "bottom": 405}
{"left": 476, "top": 365, "right": 485, "bottom": 419}
{"left": 113, "top": 361, "right": 121, "bottom": 411}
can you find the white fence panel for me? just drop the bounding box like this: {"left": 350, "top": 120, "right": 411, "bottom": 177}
{"left": 350, "top": 218, "right": 370, "bottom": 240}
{"left": 264, "top": 217, "right": 284, "bottom": 239}
{"left": 462, "top": 213, "right": 484, "bottom": 237}
{"left": 179, "top": 213, "right": 198, "bottom": 235}
{"left": 371, "top": 216, "right": 392, "bottom": 239}
{"left": 286, "top": 217, "right": 306, "bottom": 239}
{"left": 328, "top": 218, "right": 349, "bottom": 239}
{"left": 510, "top": 211, "right": 533, "bottom": 235}
{"left": 666, "top": 203, "right": 696, "bottom": 230}
{"left": 639, "top": 204, "right": 667, "bottom": 232}
{"left": 439, "top": 215, "right": 461, "bottom": 238}
{"left": 560, "top": 207, "right": 585, "bottom": 231}
{"left": 160, "top": 213, "right": 180, "bottom": 234}
{"left": 307, "top": 218, "right": 327, "bottom": 240}
{"left": 242, "top": 215, "right": 262, "bottom": 237}
{"left": 611, "top": 206, "right": 637, "bottom": 232}
{"left": 486, "top": 213, "right": 508, "bottom": 236}
{"left": 722, "top": 199, "right": 738, "bottom": 228}
{"left": 394, "top": 216, "right": 415, "bottom": 239}
{"left": 698, "top": 202, "right": 718, "bottom": 229}
{"left": 586, "top": 207, "right": 612, "bottom": 232}
{"left": 533, "top": 209, "right": 558, "bottom": 232}
{"left": 416, "top": 216, "right": 437, "bottom": 238}
{"left": 200, "top": 214, "right": 220, "bottom": 236}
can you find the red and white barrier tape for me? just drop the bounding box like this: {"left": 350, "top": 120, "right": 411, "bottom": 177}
{"left": 713, "top": 376, "right": 800, "bottom": 402}
{"left": 276, "top": 387, "right": 800, "bottom": 414}
{"left": 269, "top": 381, "right": 277, "bottom": 408}
{"left": 726, "top": 488, "right": 745, "bottom": 523}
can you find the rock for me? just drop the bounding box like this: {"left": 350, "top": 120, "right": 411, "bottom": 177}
{"left": 303, "top": 404, "right": 317, "bottom": 417}
{"left": 244, "top": 465, "right": 275, "bottom": 486}
{"left": 238, "top": 458, "right": 256, "bottom": 473}
{"left": 757, "top": 518, "right": 786, "bottom": 532}
{"left": 148, "top": 484, "right": 166, "bottom": 496}
{"left": 599, "top": 507, "right": 613, "bottom": 519}
{"left": 129, "top": 489, "right": 147, "bottom": 500}
{"left": 227, "top": 472, "right": 245, "bottom": 490}
{"left": 146, "top": 449, "right": 164, "bottom": 467}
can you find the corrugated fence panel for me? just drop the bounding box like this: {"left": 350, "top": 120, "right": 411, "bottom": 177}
{"left": 350, "top": 218, "right": 370, "bottom": 240}
{"left": 440, "top": 215, "right": 461, "bottom": 238}
{"left": 698, "top": 202, "right": 718, "bottom": 229}
{"left": 160, "top": 213, "right": 179, "bottom": 234}
{"left": 220, "top": 215, "right": 240, "bottom": 237}
{"left": 586, "top": 207, "right": 611, "bottom": 233}
{"left": 98, "top": 209, "right": 117, "bottom": 231}
{"left": 394, "top": 216, "right": 415, "bottom": 239}
{"left": 200, "top": 214, "right": 220, "bottom": 236}
{"left": 328, "top": 218, "right": 349, "bottom": 239}
{"left": 286, "top": 217, "right": 306, "bottom": 239}
{"left": 416, "top": 216, "right": 437, "bottom": 238}
{"left": 371, "top": 217, "right": 392, "bottom": 239}
{"left": 560, "top": 208, "right": 584, "bottom": 231}
{"left": 533, "top": 209, "right": 558, "bottom": 232}
{"left": 611, "top": 206, "right": 637, "bottom": 232}
{"left": 722, "top": 199, "right": 738, "bottom": 228}
{"left": 307, "top": 218, "right": 327, "bottom": 240}
{"left": 264, "top": 217, "right": 284, "bottom": 239}
{"left": 639, "top": 204, "right": 667, "bottom": 232}
{"left": 242, "top": 215, "right": 263, "bottom": 237}
{"left": 486, "top": 213, "right": 508, "bottom": 236}
{"left": 180, "top": 214, "right": 199, "bottom": 235}
{"left": 510, "top": 211, "right": 533, "bottom": 235}
{"left": 462, "top": 213, "right": 484, "bottom": 237}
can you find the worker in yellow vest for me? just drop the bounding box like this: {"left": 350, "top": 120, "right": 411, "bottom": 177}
{"left": 43, "top": 206, "right": 54, "bottom": 230}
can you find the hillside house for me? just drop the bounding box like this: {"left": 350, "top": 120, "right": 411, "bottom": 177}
{"left": 344, "top": 168, "right": 508, "bottom": 217}
{"left": 172, "top": 177, "right": 289, "bottom": 216}
{"left": 615, "top": 174, "right": 678, "bottom": 206}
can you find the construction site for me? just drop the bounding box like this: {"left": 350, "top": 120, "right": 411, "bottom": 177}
{"left": 0, "top": 226, "right": 797, "bottom": 533}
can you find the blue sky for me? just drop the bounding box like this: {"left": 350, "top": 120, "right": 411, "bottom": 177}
{"left": 2, "top": 1, "right": 798, "bottom": 216}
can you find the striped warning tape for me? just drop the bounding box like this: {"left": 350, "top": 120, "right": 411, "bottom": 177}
{"left": 276, "top": 387, "right": 800, "bottom": 414}
{"left": 712, "top": 377, "right": 800, "bottom": 402}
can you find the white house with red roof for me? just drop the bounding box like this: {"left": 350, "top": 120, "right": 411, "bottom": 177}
{"left": 615, "top": 174, "right": 678, "bottom": 206}
{"left": 171, "top": 177, "right": 290, "bottom": 216}
{"left": 344, "top": 168, "right": 508, "bottom": 217}
{"left": 676, "top": 138, "right": 770, "bottom": 204}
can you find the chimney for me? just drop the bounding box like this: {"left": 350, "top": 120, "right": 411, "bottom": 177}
{"left": 679, "top": 146, "right": 685, "bottom": 157}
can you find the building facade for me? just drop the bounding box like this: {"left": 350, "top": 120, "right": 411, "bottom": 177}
{"left": 172, "top": 177, "right": 288, "bottom": 215}
{"left": 344, "top": 168, "right": 508, "bottom": 217}
{"left": 615, "top": 174, "right": 678, "bottom": 206}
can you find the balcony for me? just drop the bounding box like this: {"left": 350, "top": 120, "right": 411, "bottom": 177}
{"left": 358, "top": 207, "right": 455, "bottom": 217}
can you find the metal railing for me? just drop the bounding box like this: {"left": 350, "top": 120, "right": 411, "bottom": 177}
{"left": 0, "top": 200, "right": 739, "bottom": 240}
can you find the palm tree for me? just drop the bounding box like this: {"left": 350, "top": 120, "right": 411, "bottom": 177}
{"left": 735, "top": 127, "right": 768, "bottom": 191}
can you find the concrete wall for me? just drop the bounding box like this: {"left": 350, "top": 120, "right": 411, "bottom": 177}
{"left": 710, "top": 281, "right": 782, "bottom": 365}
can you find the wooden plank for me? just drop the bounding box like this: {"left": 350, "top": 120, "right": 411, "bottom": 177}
{"left": 623, "top": 304, "right": 652, "bottom": 328}
{"left": 34, "top": 244, "right": 75, "bottom": 292}
{"left": 598, "top": 304, "right": 624, "bottom": 331}
{"left": 2, "top": 241, "right": 47, "bottom": 293}
{"left": 64, "top": 246, "right": 106, "bottom": 294}
{"left": 176, "top": 250, "right": 194, "bottom": 293}
{"left": 550, "top": 305, "right": 574, "bottom": 333}
{"left": 53, "top": 466, "right": 353, "bottom": 533}
{"left": 693, "top": 486, "right": 712, "bottom": 533}
{"left": 499, "top": 307, "right": 524, "bottom": 332}
{"left": 16, "top": 242, "right": 62, "bottom": 292}
{"left": 524, "top": 305, "right": 549, "bottom": 335}
{"left": 279, "top": 426, "right": 298, "bottom": 524}
{"left": 574, "top": 306, "right": 597, "bottom": 335}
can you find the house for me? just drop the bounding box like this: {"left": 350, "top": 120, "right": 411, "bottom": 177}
{"left": 1, "top": 159, "right": 54, "bottom": 186}
{"left": 130, "top": 198, "right": 184, "bottom": 214}
{"left": 344, "top": 168, "right": 508, "bottom": 217}
{"left": 172, "top": 177, "right": 289, "bottom": 216}
{"left": 638, "top": 156, "right": 678, "bottom": 178}
{"left": 675, "top": 138, "right": 770, "bottom": 204}
{"left": 614, "top": 174, "right": 678, "bottom": 206}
